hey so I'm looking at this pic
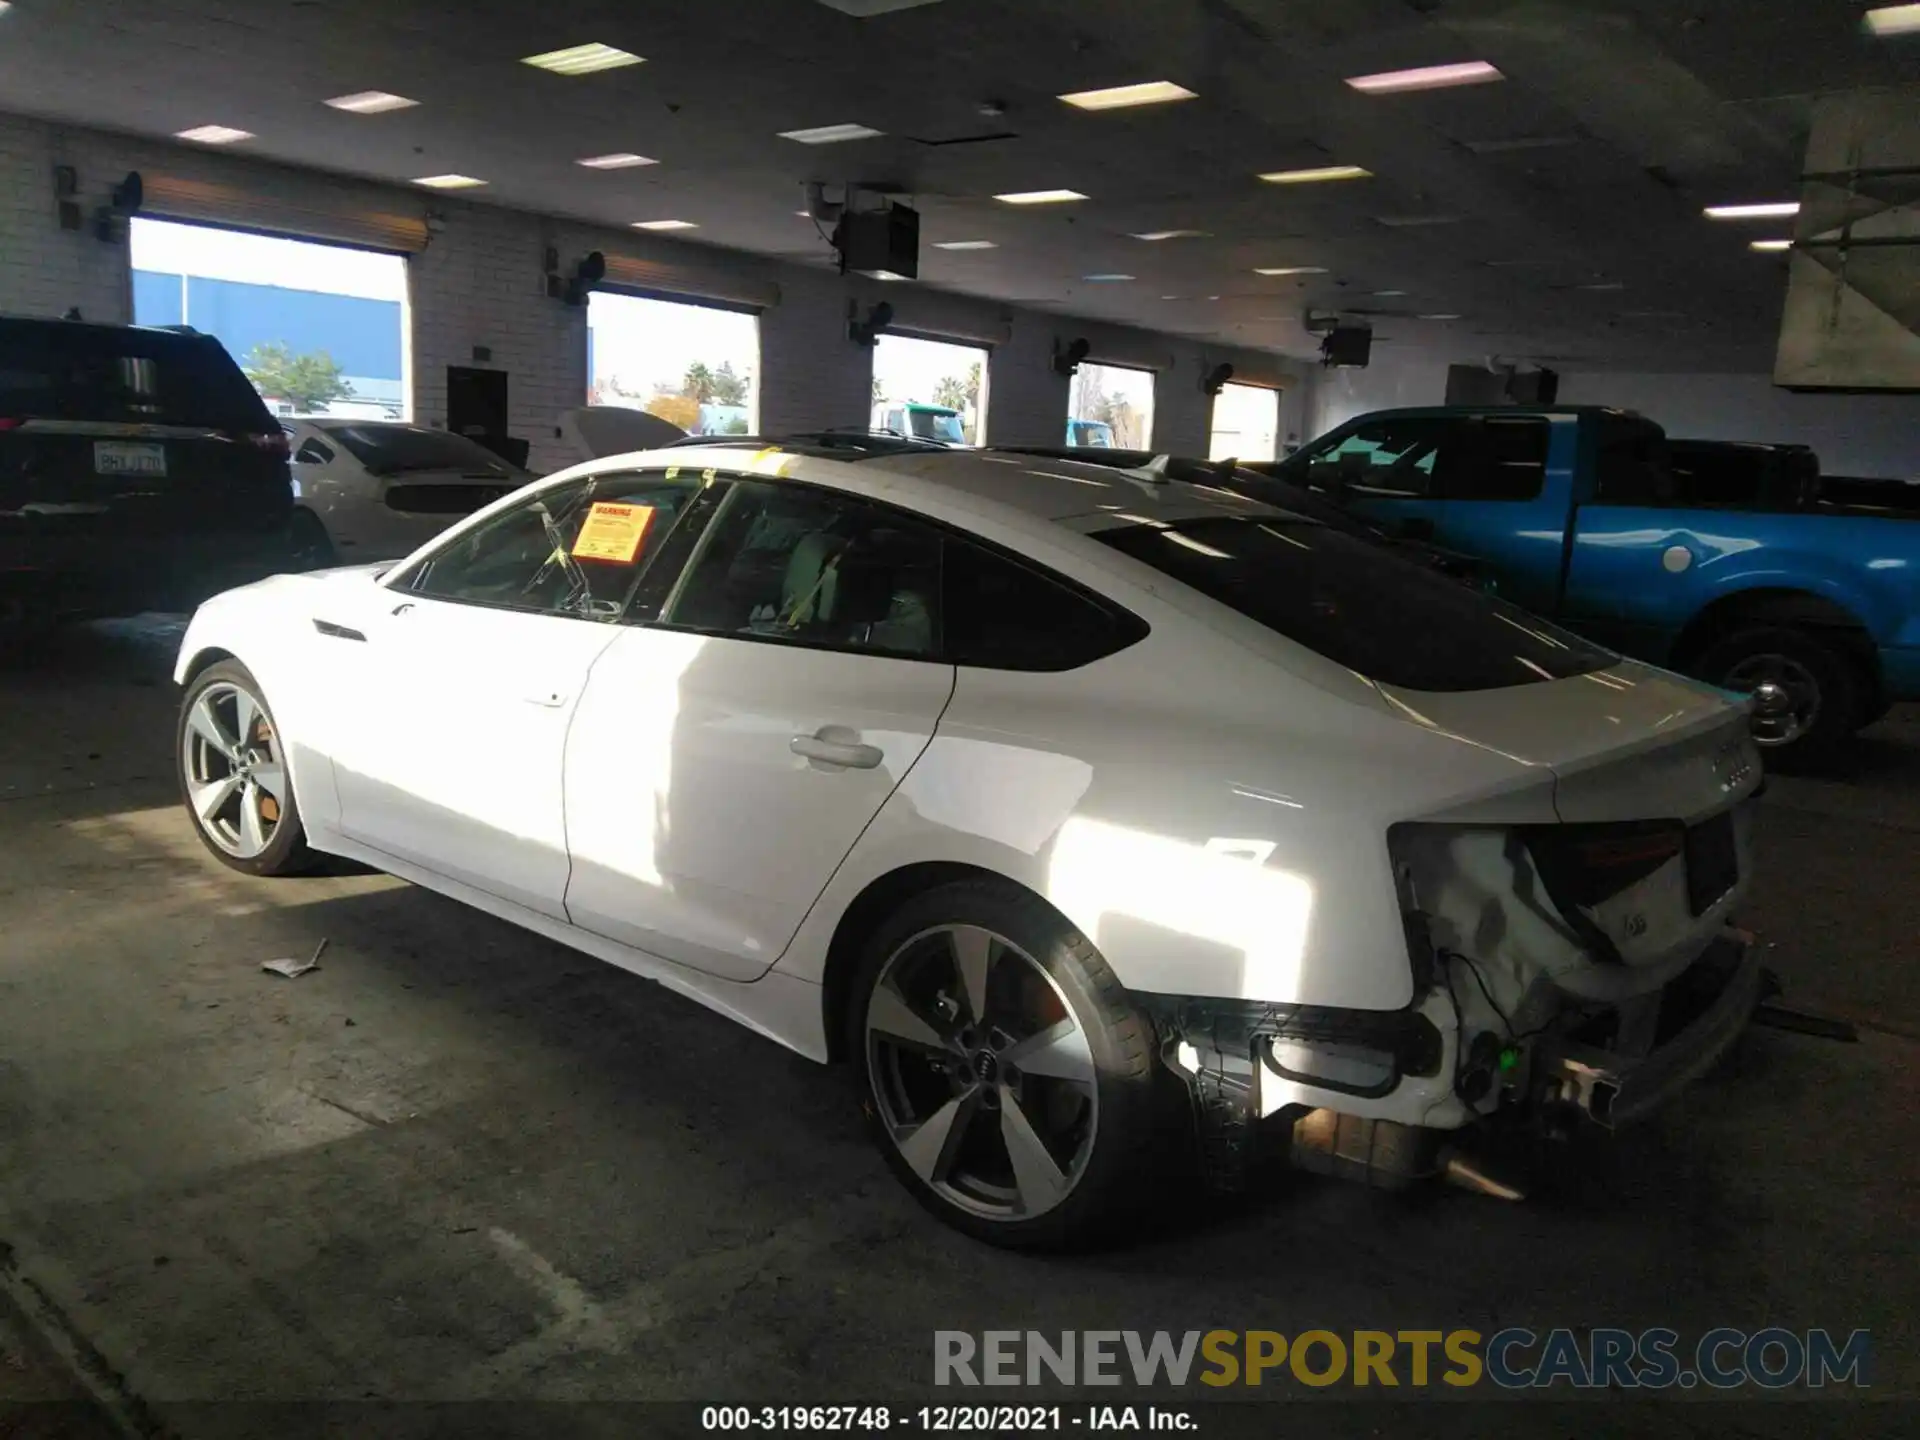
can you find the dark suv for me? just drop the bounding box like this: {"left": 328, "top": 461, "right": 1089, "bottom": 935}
{"left": 1, "top": 317, "right": 293, "bottom": 634}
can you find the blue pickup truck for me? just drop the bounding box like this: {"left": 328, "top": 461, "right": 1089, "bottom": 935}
{"left": 1262, "top": 405, "right": 1919, "bottom": 762}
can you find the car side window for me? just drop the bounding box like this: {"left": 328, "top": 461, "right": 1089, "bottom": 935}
{"left": 1436, "top": 417, "right": 1549, "bottom": 501}
{"left": 294, "top": 438, "right": 334, "bottom": 465}
{"left": 1303, "top": 420, "right": 1444, "bottom": 498}
{"left": 400, "top": 469, "right": 704, "bottom": 619}
{"left": 942, "top": 541, "right": 1147, "bottom": 671}
{"left": 658, "top": 480, "right": 942, "bottom": 658}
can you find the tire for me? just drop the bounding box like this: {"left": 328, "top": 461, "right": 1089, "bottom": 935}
{"left": 176, "top": 659, "right": 320, "bottom": 876}
{"left": 849, "top": 878, "right": 1170, "bottom": 1250}
{"left": 286, "top": 509, "right": 336, "bottom": 572}
{"left": 1690, "top": 625, "right": 1867, "bottom": 768}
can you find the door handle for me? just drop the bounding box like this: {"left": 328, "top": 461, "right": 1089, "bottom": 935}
{"left": 791, "top": 731, "right": 884, "bottom": 769}
{"left": 312, "top": 619, "right": 366, "bottom": 642}
{"left": 391, "top": 601, "right": 415, "bottom": 616}
{"left": 523, "top": 689, "right": 571, "bottom": 708}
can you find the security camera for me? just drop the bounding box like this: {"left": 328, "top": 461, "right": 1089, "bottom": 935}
{"left": 562, "top": 250, "right": 608, "bottom": 306}
{"left": 1052, "top": 337, "right": 1091, "bottom": 376}
{"left": 849, "top": 300, "right": 894, "bottom": 347}
{"left": 1202, "top": 362, "right": 1234, "bottom": 396}
{"left": 110, "top": 171, "right": 143, "bottom": 214}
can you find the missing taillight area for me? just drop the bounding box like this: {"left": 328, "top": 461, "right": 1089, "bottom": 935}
{"left": 1525, "top": 819, "right": 1688, "bottom": 909}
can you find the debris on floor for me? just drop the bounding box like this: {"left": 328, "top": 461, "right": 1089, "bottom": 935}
{"left": 261, "top": 938, "right": 327, "bottom": 980}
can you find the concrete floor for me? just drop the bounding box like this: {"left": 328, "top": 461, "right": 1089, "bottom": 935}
{"left": 0, "top": 619, "right": 1914, "bottom": 1437}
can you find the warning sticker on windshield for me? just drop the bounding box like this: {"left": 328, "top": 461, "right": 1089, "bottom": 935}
{"left": 572, "top": 502, "right": 655, "bottom": 563}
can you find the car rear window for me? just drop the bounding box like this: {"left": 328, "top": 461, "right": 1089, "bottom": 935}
{"left": 1094, "top": 516, "right": 1614, "bottom": 691}
{"left": 0, "top": 324, "right": 268, "bottom": 429}
{"left": 317, "top": 423, "right": 515, "bottom": 476}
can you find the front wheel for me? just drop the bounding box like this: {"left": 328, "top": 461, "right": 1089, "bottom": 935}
{"left": 1692, "top": 625, "right": 1867, "bottom": 768}
{"left": 850, "top": 880, "right": 1169, "bottom": 1250}
{"left": 176, "top": 660, "right": 319, "bottom": 876}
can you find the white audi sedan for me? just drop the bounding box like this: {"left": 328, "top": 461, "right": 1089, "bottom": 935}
{"left": 173, "top": 439, "right": 1765, "bottom": 1247}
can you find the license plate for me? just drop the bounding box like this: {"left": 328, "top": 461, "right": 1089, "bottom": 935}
{"left": 93, "top": 441, "right": 168, "bottom": 477}
{"left": 1684, "top": 812, "right": 1738, "bottom": 915}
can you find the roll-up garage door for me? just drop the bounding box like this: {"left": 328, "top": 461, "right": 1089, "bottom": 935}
{"left": 141, "top": 174, "right": 431, "bottom": 253}
{"left": 599, "top": 252, "right": 779, "bottom": 311}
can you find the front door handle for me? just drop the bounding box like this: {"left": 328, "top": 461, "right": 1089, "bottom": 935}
{"left": 523, "top": 689, "right": 571, "bottom": 708}
{"left": 791, "top": 731, "right": 884, "bottom": 769}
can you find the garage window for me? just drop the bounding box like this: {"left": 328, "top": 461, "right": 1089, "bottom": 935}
{"left": 130, "top": 218, "right": 409, "bottom": 420}
{"left": 1068, "top": 362, "right": 1154, "bottom": 448}
{"left": 1208, "top": 383, "right": 1281, "bottom": 463}
{"left": 871, "top": 334, "right": 988, "bottom": 444}
{"left": 587, "top": 292, "right": 759, "bottom": 436}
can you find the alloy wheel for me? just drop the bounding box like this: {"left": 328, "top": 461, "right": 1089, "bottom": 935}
{"left": 181, "top": 681, "right": 288, "bottom": 858}
{"left": 866, "top": 923, "right": 1098, "bottom": 1222}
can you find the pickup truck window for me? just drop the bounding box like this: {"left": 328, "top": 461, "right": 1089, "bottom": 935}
{"left": 1292, "top": 415, "right": 1547, "bottom": 502}
{"left": 1095, "top": 516, "right": 1613, "bottom": 692}
{"left": 1591, "top": 414, "right": 1674, "bottom": 505}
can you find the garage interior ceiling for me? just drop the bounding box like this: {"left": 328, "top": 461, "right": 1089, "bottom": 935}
{"left": 2, "top": 0, "right": 1914, "bottom": 370}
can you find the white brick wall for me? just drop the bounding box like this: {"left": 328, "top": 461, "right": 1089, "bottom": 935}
{"left": 0, "top": 112, "right": 1306, "bottom": 470}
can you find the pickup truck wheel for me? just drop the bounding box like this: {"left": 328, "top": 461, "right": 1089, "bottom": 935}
{"left": 851, "top": 880, "right": 1168, "bottom": 1250}
{"left": 1692, "top": 625, "right": 1865, "bottom": 766}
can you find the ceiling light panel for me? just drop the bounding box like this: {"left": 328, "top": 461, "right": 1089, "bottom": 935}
{"left": 1258, "top": 165, "right": 1372, "bottom": 184}
{"left": 1131, "top": 229, "right": 1210, "bottom": 241}
{"left": 1083, "top": 273, "right": 1134, "bottom": 281}
{"left": 778, "top": 123, "right": 884, "bottom": 144}
{"left": 578, "top": 152, "right": 657, "bottom": 168}
{"left": 175, "top": 125, "right": 253, "bottom": 144}
{"left": 933, "top": 240, "right": 998, "bottom": 249}
{"left": 1750, "top": 239, "right": 1792, "bottom": 252}
{"left": 1346, "top": 61, "right": 1503, "bottom": 94}
{"left": 1704, "top": 202, "right": 1800, "bottom": 219}
{"left": 325, "top": 91, "right": 418, "bottom": 114}
{"left": 522, "top": 43, "right": 644, "bottom": 75}
{"left": 1254, "top": 266, "right": 1329, "bottom": 276}
{"left": 1864, "top": 5, "right": 1920, "bottom": 36}
{"left": 995, "top": 189, "right": 1086, "bottom": 204}
{"left": 1058, "top": 81, "right": 1197, "bottom": 111}
{"left": 414, "top": 174, "right": 486, "bottom": 188}
{"left": 633, "top": 219, "right": 697, "bottom": 230}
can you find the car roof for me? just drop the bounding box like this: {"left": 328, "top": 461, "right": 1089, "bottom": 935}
{"left": 647, "top": 442, "right": 1284, "bottom": 531}
{"left": 0, "top": 314, "right": 220, "bottom": 344}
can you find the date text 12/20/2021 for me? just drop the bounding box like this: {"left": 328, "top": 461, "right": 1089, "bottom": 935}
{"left": 702, "top": 1406, "right": 1193, "bottom": 1432}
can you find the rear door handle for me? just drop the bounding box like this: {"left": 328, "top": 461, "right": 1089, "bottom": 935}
{"left": 791, "top": 732, "right": 884, "bottom": 769}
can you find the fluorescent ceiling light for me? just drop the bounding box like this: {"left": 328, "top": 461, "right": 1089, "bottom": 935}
{"left": 867, "top": 269, "right": 911, "bottom": 281}
{"left": 1058, "top": 81, "right": 1196, "bottom": 111}
{"left": 414, "top": 173, "right": 486, "bottom": 188}
{"left": 633, "top": 219, "right": 697, "bottom": 230}
{"left": 1704, "top": 201, "right": 1799, "bottom": 219}
{"left": 1083, "top": 273, "right": 1134, "bottom": 281}
{"left": 1131, "top": 229, "right": 1209, "bottom": 240}
{"left": 1346, "top": 61, "right": 1503, "bottom": 94}
{"left": 1750, "top": 239, "right": 1793, "bottom": 252}
{"left": 1418, "top": 313, "right": 1462, "bottom": 320}
{"left": 778, "top": 123, "right": 884, "bottom": 144}
{"left": 933, "top": 239, "right": 998, "bottom": 249}
{"left": 1373, "top": 289, "right": 1408, "bottom": 297}
{"left": 995, "top": 189, "right": 1086, "bottom": 204}
{"left": 325, "top": 91, "right": 418, "bottom": 114}
{"left": 1864, "top": 5, "right": 1920, "bottom": 37}
{"left": 1375, "top": 214, "right": 1461, "bottom": 227}
{"left": 1258, "top": 165, "right": 1372, "bottom": 184}
{"left": 578, "top": 152, "right": 657, "bottom": 169}
{"left": 175, "top": 125, "right": 253, "bottom": 145}
{"left": 1254, "top": 265, "right": 1329, "bottom": 276}
{"left": 521, "top": 42, "right": 644, "bottom": 75}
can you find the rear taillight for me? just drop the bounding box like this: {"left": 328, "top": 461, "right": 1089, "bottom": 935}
{"left": 238, "top": 430, "right": 292, "bottom": 458}
{"left": 0, "top": 418, "right": 25, "bottom": 432}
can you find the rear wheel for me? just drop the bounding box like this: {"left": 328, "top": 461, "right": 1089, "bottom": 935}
{"left": 851, "top": 880, "right": 1167, "bottom": 1250}
{"left": 1692, "top": 625, "right": 1866, "bottom": 767}
{"left": 176, "top": 660, "right": 318, "bottom": 876}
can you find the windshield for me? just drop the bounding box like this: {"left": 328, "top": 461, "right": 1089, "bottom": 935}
{"left": 316, "top": 422, "right": 515, "bottom": 476}
{"left": 1094, "top": 516, "right": 1613, "bottom": 692}
{"left": 0, "top": 325, "right": 269, "bottom": 429}
{"left": 908, "top": 409, "right": 966, "bottom": 444}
